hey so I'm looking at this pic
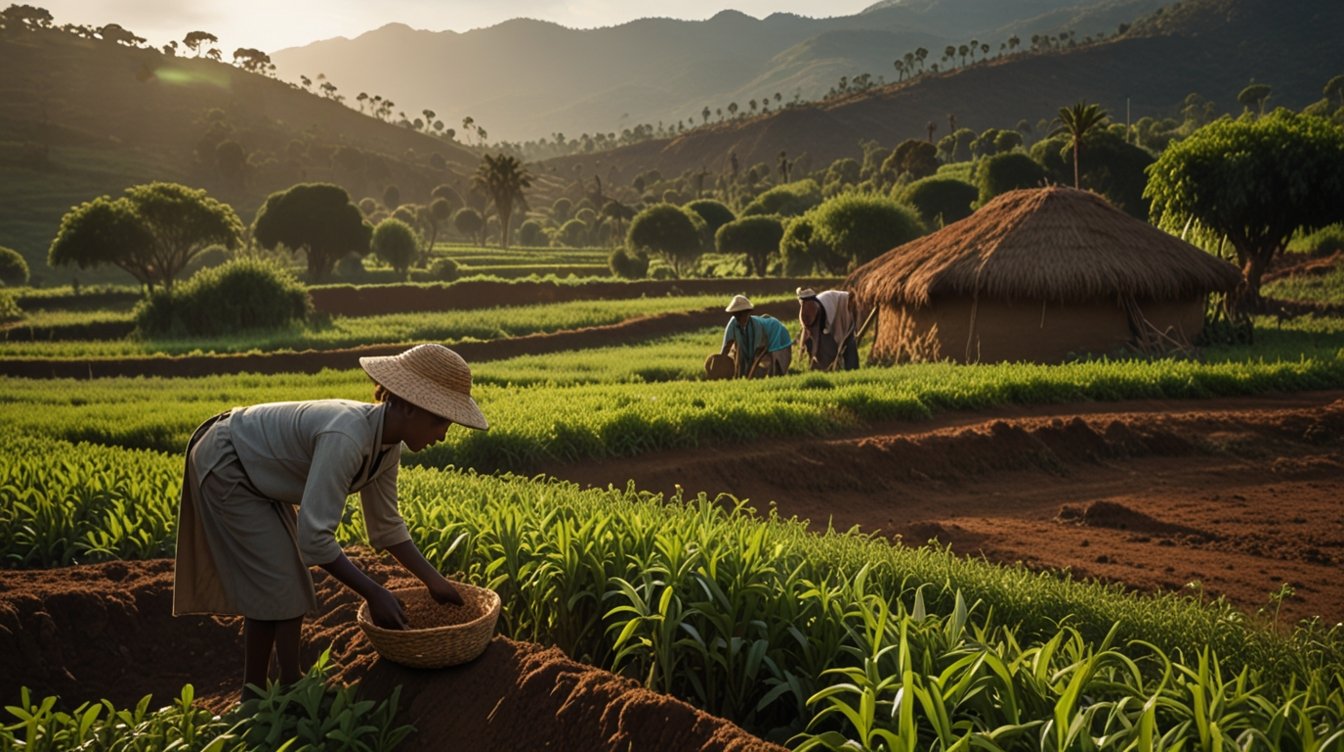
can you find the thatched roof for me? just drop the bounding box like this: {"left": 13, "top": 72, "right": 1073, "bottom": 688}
{"left": 848, "top": 187, "right": 1242, "bottom": 307}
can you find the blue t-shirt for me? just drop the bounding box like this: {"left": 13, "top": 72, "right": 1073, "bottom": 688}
{"left": 723, "top": 315, "right": 793, "bottom": 354}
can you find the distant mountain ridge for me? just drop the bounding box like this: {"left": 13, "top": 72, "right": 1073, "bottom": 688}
{"left": 534, "top": 0, "right": 1341, "bottom": 185}
{"left": 271, "top": 0, "right": 1164, "bottom": 142}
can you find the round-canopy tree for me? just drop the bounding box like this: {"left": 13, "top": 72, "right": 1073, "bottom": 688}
{"left": 809, "top": 194, "right": 925, "bottom": 270}
{"left": 716, "top": 215, "right": 784, "bottom": 276}
{"left": 371, "top": 218, "right": 420, "bottom": 280}
{"left": 978, "top": 152, "right": 1048, "bottom": 204}
{"left": 0, "top": 246, "right": 30, "bottom": 287}
{"left": 252, "top": 183, "right": 371, "bottom": 281}
{"left": 1145, "top": 111, "right": 1344, "bottom": 309}
{"left": 894, "top": 176, "right": 978, "bottom": 228}
{"left": 684, "top": 199, "right": 735, "bottom": 244}
{"left": 49, "top": 182, "right": 242, "bottom": 291}
{"left": 452, "top": 207, "right": 484, "bottom": 245}
{"left": 627, "top": 204, "right": 705, "bottom": 278}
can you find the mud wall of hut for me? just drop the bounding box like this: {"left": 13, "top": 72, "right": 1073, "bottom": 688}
{"left": 872, "top": 297, "right": 1206, "bottom": 364}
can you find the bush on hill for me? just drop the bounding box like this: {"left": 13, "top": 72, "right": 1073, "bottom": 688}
{"left": 609, "top": 248, "right": 650, "bottom": 279}
{"left": 371, "top": 218, "right": 420, "bottom": 280}
{"left": 685, "top": 199, "right": 736, "bottom": 243}
{"left": 134, "top": 257, "right": 310, "bottom": 337}
{"left": 894, "top": 177, "right": 978, "bottom": 229}
{"left": 716, "top": 215, "right": 784, "bottom": 276}
{"left": 741, "top": 179, "right": 822, "bottom": 218}
{"left": 0, "top": 246, "right": 30, "bottom": 287}
{"left": 978, "top": 152, "right": 1048, "bottom": 205}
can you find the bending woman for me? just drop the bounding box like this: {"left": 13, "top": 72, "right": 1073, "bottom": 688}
{"left": 173, "top": 343, "right": 488, "bottom": 698}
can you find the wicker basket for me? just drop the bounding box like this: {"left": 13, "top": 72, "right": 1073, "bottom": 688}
{"left": 357, "top": 584, "right": 500, "bottom": 668}
{"left": 704, "top": 353, "right": 735, "bottom": 380}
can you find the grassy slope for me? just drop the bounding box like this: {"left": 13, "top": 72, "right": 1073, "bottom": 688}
{"left": 0, "top": 28, "right": 479, "bottom": 283}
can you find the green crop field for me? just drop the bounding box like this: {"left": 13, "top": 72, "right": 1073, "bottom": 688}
{"left": 0, "top": 294, "right": 792, "bottom": 358}
{"left": 1, "top": 313, "right": 1339, "bottom": 469}
{"left": 3, "top": 431, "right": 1340, "bottom": 747}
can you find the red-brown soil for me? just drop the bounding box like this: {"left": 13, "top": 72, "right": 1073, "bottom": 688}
{"left": 544, "top": 390, "right": 1344, "bottom": 625}
{"left": 0, "top": 557, "right": 782, "bottom": 752}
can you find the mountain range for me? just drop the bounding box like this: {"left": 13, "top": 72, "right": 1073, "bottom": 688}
{"left": 270, "top": 0, "right": 1169, "bottom": 143}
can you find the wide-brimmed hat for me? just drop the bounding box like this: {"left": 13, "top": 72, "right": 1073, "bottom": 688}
{"left": 796, "top": 287, "right": 818, "bottom": 300}
{"left": 725, "top": 294, "right": 754, "bottom": 313}
{"left": 360, "top": 344, "right": 488, "bottom": 430}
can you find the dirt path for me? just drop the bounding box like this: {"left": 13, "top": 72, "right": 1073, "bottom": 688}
{"left": 0, "top": 558, "right": 781, "bottom": 752}
{"left": 544, "top": 390, "right": 1344, "bottom": 624}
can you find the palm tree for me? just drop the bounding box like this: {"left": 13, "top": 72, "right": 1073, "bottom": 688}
{"left": 1050, "top": 101, "right": 1109, "bottom": 188}
{"left": 472, "top": 154, "right": 532, "bottom": 248}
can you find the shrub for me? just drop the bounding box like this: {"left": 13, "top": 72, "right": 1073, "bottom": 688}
{"left": 978, "top": 152, "right": 1048, "bottom": 204}
{"left": 134, "top": 257, "right": 310, "bottom": 336}
{"left": 371, "top": 218, "right": 420, "bottom": 280}
{"left": 685, "top": 199, "right": 736, "bottom": 241}
{"left": 0, "top": 246, "right": 30, "bottom": 286}
{"left": 517, "top": 219, "right": 547, "bottom": 247}
{"left": 809, "top": 194, "right": 926, "bottom": 269}
{"left": 609, "top": 248, "right": 650, "bottom": 279}
{"left": 716, "top": 215, "right": 784, "bottom": 276}
{"left": 429, "top": 257, "right": 460, "bottom": 282}
{"left": 779, "top": 215, "right": 824, "bottom": 275}
{"left": 555, "top": 219, "right": 589, "bottom": 248}
{"left": 0, "top": 289, "right": 21, "bottom": 323}
{"left": 741, "top": 179, "right": 822, "bottom": 217}
{"left": 452, "top": 207, "right": 484, "bottom": 244}
{"left": 895, "top": 177, "right": 979, "bottom": 228}
{"left": 183, "top": 244, "right": 232, "bottom": 277}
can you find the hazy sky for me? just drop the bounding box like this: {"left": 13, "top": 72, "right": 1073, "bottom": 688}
{"left": 42, "top": 1, "right": 878, "bottom": 52}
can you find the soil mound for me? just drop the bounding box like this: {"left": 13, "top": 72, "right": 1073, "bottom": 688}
{"left": 546, "top": 391, "right": 1344, "bottom": 623}
{"left": 1057, "top": 500, "right": 1215, "bottom": 540}
{"left": 0, "top": 559, "right": 781, "bottom": 752}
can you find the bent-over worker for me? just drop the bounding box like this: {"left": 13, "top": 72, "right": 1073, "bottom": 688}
{"left": 720, "top": 294, "right": 793, "bottom": 377}
{"left": 797, "top": 287, "right": 859, "bottom": 370}
{"left": 173, "top": 343, "right": 488, "bottom": 699}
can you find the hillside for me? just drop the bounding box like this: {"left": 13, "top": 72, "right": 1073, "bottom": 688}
{"left": 537, "top": 0, "right": 1341, "bottom": 186}
{"left": 0, "top": 28, "right": 482, "bottom": 284}
{"left": 271, "top": 0, "right": 1141, "bottom": 144}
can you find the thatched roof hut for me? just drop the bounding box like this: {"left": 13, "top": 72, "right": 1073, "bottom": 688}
{"left": 847, "top": 187, "right": 1242, "bottom": 363}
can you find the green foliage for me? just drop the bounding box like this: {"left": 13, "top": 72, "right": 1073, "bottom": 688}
{"left": 4, "top": 431, "right": 1341, "bottom": 747}
{"left": 452, "top": 207, "right": 484, "bottom": 244}
{"left": 1237, "top": 83, "right": 1273, "bottom": 114}
{"left": 808, "top": 194, "right": 926, "bottom": 269}
{"left": 49, "top": 182, "right": 242, "bottom": 291}
{"left": 133, "top": 257, "right": 311, "bottom": 337}
{"left": 1050, "top": 101, "right": 1110, "bottom": 188}
{"left": 608, "top": 247, "right": 651, "bottom": 279}
{"left": 715, "top": 215, "right": 784, "bottom": 276}
{"left": 252, "top": 183, "right": 371, "bottom": 282}
{"left": 1263, "top": 262, "right": 1344, "bottom": 304}
{"left": 684, "top": 199, "right": 735, "bottom": 242}
{"left": 1145, "top": 111, "right": 1344, "bottom": 304}
{"left": 894, "top": 177, "right": 977, "bottom": 228}
{"left": 780, "top": 215, "right": 823, "bottom": 275}
{"left": 472, "top": 153, "right": 532, "bottom": 248}
{"left": 0, "top": 245, "right": 30, "bottom": 286}
{"left": 741, "top": 179, "right": 823, "bottom": 218}
{"left": 335, "top": 252, "right": 366, "bottom": 279}
{"left": 370, "top": 218, "right": 419, "bottom": 280}
{"left": 0, "top": 655, "right": 413, "bottom": 750}
{"left": 1287, "top": 224, "right": 1344, "bottom": 256}
{"left": 429, "top": 257, "right": 461, "bottom": 282}
{"left": 978, "top": 152, "right": 1048, "bottom": 204}
{"left": 517, "top": 219, "right": 547, "bottom": 247}
{"left": 882, "top": 139, "right": 939, "bottom": 182}
{"left": 627, "top": 203, "right": 705, "bottom": 278}
{"left": 0, "top": 289, "right": 21, "bottom": 323}
{"left": 1031, "top": 131, "right": 1155, "bottom": 218}
{"left": 555, "top": 218, "right": 589, "bottom": 248}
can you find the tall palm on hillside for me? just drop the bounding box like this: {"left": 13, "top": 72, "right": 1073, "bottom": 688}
{"left": 1050, "top": 101, "right": 1109, "bottom": 189}
{"left": 472, "top": 154, "right": 532, "bottom": 249}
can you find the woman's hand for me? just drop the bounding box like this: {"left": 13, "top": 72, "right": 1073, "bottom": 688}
{"left": 427, "top": 576, "right": 464, "bottom": 606}
{"left": 367, "top": 586, "right": 410, "bottom": 629}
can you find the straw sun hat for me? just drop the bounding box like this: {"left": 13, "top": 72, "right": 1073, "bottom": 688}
{"left": 725, "top": 294, "right": 754, "bottom": 314}
{"left": 359, "top": 344, "right": 488, "bottom": 430}
{"left": 796, "top": 287, "right": 818, "bottom": 300}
